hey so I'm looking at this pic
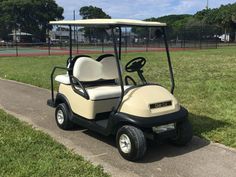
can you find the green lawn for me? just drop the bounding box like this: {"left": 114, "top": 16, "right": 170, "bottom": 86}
{"left": 0, "top": 47, "right": 235, "bottom": 149}
{"left": 0, "top": 110, "right": 109, "bottom": 177}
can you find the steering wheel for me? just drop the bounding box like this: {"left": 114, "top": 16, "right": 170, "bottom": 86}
{"left": 125, "top": 57, "right": 146, "bottom": 73}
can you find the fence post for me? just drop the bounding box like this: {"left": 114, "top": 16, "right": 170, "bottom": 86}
{"left": 235, "top": 31, "right": 236, "bottom": 43}
{"left": 14, "top": 29, "right": 18, "bottom": 57}
{"left": 125, "top": 28, "right": 128, "bottom": 53}
{"left": 183, "top": 28, "right": 186, "bottom": 49}
{"left": 146, "top": 27, "right": 149, "bottom": 52}
{"left": 15, "top": 41, "right": 18, "bottom": 57}
{"left": 216, "top": 37, "right": 218, "bottom": 49}
{"left": 48, "top": 37, "right": 51, "bottom": 56}
{"left": 199, "top": 26, "right": 202, "bottom": 49}
{"left": 102, "top": 32, "right": 104, "bottom": 53}
{"left": 76, "top": 26, "right": 79, "bottom": 54}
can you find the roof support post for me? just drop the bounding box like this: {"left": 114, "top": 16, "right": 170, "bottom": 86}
{"left": 118, "top": 27, "right": 122, "bottom": 59}
{"left": 111, "top": 27, "right": 124, "bottom": 111}
{"left": 162, "top": 27, "right": 175, "bottom": 94}
{"left": 69, "top": 25, "right": 73, "bottom": 61}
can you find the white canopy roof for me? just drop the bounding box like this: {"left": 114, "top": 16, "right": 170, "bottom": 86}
{"left": 49, "top": 19, "right": 166, "bottom": 27}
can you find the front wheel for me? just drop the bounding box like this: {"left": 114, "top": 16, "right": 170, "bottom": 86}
{"left": 116, "top": 125, "right": 147, "bottom": 161}
{"left": 170, "top": 119, "right": 193, "bottom": 146}
{"left": 55, "top": 103, "right": 74, "bottom": 130}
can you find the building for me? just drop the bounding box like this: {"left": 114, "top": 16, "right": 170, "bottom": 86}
{"left": 50, "top": 27, "right": 85, "bottom": 43}
{"left": 9, "top": 30, "right": 32, "bottom": 43}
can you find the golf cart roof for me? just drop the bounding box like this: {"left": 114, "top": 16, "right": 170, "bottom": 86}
{"left": 49, "top": 19, "right": 166, "bottom": 27}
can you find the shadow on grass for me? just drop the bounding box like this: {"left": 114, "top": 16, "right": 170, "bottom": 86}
{"left": 79, "top": 112, "right": 228, "bottom": 163}
{"left": 188, "top": 113, "right": 229, "bottom": 138}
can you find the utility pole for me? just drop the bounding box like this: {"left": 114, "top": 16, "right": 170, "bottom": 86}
{"left": 206, "top": 0, "right": 209, "bottom": 10}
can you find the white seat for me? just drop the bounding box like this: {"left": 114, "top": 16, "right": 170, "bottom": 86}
{"left": 55, "top": 56, "right": 119, "bottom": 84}
{"left": 55, "top": 74, "right": 70, "bottom": 85}
{"left": 56, "top": 56, "right": 129, "bottom": 100}
{"left": 78, "top": 85, "right": 131, "bottom": 100}
{"left": 73, "top": 56, "right": 127, "bottom": 100}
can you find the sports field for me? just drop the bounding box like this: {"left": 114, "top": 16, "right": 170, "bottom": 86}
{"left": 0, "top": 45, "right": 193, "bottom": 57}
{"left": 0, "top": 47, "right": 235, "bottom": 148}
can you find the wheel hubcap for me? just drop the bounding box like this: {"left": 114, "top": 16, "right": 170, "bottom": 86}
{"left": 119, "top": 134, "right": 131, "bottom": 154}
{"left": 57, "top": 110, "right": 64, "bottom": 124}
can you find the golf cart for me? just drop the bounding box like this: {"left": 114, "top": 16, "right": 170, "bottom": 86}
{"left": 47, "top": 19, "right": 193, "bottom": 161}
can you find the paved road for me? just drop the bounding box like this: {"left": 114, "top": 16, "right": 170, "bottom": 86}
{"left": 0, "top": 79, "right": 236, "bottom": 177}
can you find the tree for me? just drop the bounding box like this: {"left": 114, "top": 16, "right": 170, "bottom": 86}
{"left": 194, "top": 3, "right": 236, "bottom": 41}
{"left": 132, "top": 3, "right": 236, "bottom": 41}
{"left": 80, "top": 6, "right": 111, "bottom": 19}
{"left": 79, "top": 6, "right": 111, "bottom": 42}
{"left": 131, "top": 15, "right": 193, "bottom": 40}
{"left": 215, "top": 4, "right": 236, "bottom": 41}
{"left": 0, "top": 0, "right": 64, "bottom": 42}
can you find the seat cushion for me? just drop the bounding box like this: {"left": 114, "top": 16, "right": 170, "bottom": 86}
{"left": 55, "top": 74, "right": 70, "bottom": 85}
{"left": 78, "top": 85, "right": 131, "bottom": 100}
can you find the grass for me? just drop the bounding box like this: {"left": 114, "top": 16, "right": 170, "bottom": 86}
{"left": 0, "top": 47, "right": 235, "bottom": 148}
{"left": 0, "top": 109, "right": 109, "bottom": 177}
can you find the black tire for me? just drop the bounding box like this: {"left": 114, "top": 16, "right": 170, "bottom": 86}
{"left": 116, "top": 125, "right": 147, "bottom": 161}
{"left": 170, "top": 119, "right": 193, "bottom": 146}
{"left": 55, "top": 103, "right": 74, "bottom": 130}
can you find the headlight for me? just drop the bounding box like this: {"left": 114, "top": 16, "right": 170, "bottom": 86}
{"left": 152, "top": 123, "right": 175, "bottom": 134}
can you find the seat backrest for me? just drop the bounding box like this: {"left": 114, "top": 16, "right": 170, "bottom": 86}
{"left": 73, "top": 57, "right": 102, "bottom": 82}
{"left": 73, "top": 55, "right": 121, "bottom": 83}
{"left": 100, "top": 55, "right": 119, "bottom": 80}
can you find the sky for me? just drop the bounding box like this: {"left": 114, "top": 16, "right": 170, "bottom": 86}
{"left": 55, "top": 0, "right": 236, "bottom": 20}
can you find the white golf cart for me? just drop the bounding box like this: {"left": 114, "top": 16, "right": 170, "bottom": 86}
{"left": 47, "top": 19, "right": 193, "bottom": 161}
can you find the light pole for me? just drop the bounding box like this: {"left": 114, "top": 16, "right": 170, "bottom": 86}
{"left": 206, "top": 0, "right": 209, "bottom": 10}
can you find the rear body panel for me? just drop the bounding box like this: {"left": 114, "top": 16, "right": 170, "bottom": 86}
{"left": 59, "top": 84, "right": 118, "bottom": 119}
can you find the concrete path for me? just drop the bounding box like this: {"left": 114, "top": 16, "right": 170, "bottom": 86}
{"left": 0, "top": 78, "right": 236, "bottom": 177}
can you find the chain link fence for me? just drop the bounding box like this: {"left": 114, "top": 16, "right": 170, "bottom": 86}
{"left": 0, "top": 25, "right": 235, "bottom": 57}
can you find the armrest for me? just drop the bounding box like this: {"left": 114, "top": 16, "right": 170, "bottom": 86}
{"left": 69, "top": 75, "right": 90, "bottom": 100}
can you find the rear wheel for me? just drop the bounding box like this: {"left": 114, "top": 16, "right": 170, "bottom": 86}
{"left": 116, "top": 125, "right": 146, "bottom": 161}
{"left": 55, "top": 103, "right": 74, "bottom": 130}
{"left": 170, "top": 119, "right": 193, "bottom": 146}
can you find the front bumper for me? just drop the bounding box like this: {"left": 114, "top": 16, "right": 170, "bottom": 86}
{"left": 117, "top": 106, "right": 188, "bottom": 128}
